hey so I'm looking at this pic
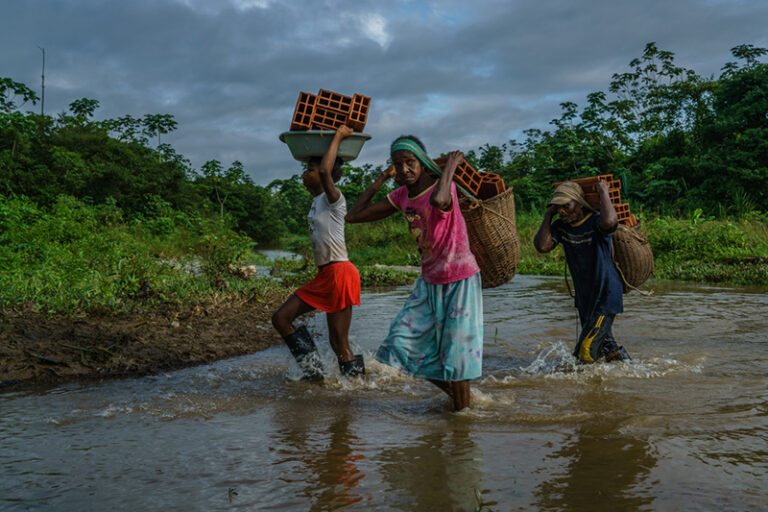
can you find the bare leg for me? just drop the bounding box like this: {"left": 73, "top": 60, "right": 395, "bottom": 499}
{"left": 428, "top": 380, "right": 470, "bottom": 410}
{"left": 272, "top": 294, "right": 315, "bottom": 337}
{"left": 326, "top": 306, "right": 355, "bottom": 363}
{"left": 428, "top": 379, "right": 453, "bottom": 398}
{"left": 450, "top": 381, "right": 471, "bottom": 411}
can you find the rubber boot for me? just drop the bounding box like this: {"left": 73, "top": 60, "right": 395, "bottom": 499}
{"left": 339, "top": 354, "right": 365, "bottom": 377}
{"left": 283, "top": 326, "right": 324, "bottom": 381}
{"left": 605, "top": 346, "right": 631, "bottom": 362}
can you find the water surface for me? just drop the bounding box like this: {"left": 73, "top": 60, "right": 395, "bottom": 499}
{"left": 2, "top": 276, "right": 767, "bottom": 510}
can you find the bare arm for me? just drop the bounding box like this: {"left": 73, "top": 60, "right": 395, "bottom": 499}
{"left": 345, "top": 165, "right": 397, "bottom": 223}
{"left": 533, "top": 205, "right": 558, "bottom": 253}
{"left": 319, "top": 125, "right": 353, "bottom": 204}
{"left": 430, "top": 150, "right": 462, "bottom": 211}
{"left": 595, "top": 180, "right": 618, "bottom": 232}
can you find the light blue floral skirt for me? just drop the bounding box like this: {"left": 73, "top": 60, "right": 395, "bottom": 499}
{"left": 375, "top": 274, "right": 483, "bottom": 381}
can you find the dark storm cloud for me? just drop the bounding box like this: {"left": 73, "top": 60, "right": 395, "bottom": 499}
{"left": 2, "top": 0, "right": 767, "bottom": 184}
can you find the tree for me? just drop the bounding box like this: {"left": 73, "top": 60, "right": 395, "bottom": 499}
{"left": 696, "top": 54, "right": 768, "bottom": 212}
{"left": 68, "top": 98, "right": 99, "bottom": 120}
{"left": 338, "top": 162, "right": 390, "bottom": 205}
{"left": 721, "top": 44, "right": 768, "bottom": 77}
{"left": 607, "top": 42, "right": 707, "bottom": 144}
{"left": 100, "top": 115, "right": 146, "bottom": 144}
{"left": 142, "top": 113, "right": 178, "bottom": 147}
{"left": 201, "top": 159, "right": 253, "bottom": 218}
{"left": 0, "top": 78, "right": 39, "bottom": 159}
{"left": 0, "top": 78, "right": 38, "bottom": 114}
{"left": 269, "top": 174, "right": 312, "bottom": 234}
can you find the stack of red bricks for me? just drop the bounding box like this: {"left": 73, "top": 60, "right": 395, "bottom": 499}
{"left": 290, "top": 89, "right": 371, "bottom": 132}
{"left": 432, "top": 157, "right": 506, "bottom": 200}
{"left": 553, "top": 174, "right": 638, "bottom": 226}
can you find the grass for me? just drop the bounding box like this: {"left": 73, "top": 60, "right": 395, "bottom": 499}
{"left": 0, "top": 195, "right": 290, "bottom": 315}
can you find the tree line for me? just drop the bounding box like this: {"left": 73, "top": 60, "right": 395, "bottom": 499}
{"left": 1, "top": 42, "right": 766, "bottom": 247}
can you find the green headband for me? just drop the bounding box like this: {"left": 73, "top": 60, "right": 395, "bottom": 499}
{"left": 390, "top": 139, "right": 443, "bottom": 176}
{"left": 390, "top": 138, "right": 473, "bottom": 197}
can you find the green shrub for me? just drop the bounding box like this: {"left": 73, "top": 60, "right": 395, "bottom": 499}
{"left": 0, "top": 194, "right": 286, "bottom": 314}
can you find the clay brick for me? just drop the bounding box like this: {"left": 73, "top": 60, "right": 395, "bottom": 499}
{"left": 310, "top": 105, "right": 349, "bottom": 130}
{"left": 433, "top": 156, "right": 483, "bottom": 197}
{"left": 347, "top": 93, "right": 371, "bottom": 132}
{"left": 584, "top": 188, "right": 621, "bottom": 210}
{"left": 554, "top": 174, "right": 623, "bottom": 210}
{"left": 554, "top": 174, "right": 614, "bottom": 191}
{"left": 615, "top": 203, "right": 629, "bottom": 214}
{"left": 553, "top": 174, "right": 637, "bottom": 223}
{"left": 290, "top": 92, "right": 316, "bottom": 131}
{"left": 477, "top": 173, "right": 506, "bottom": 200}
{"left": 615, "top": 202, "right": 632, "bottom": 222}
{"left": 317, "top": 89, "right": 353, "bottom": 112}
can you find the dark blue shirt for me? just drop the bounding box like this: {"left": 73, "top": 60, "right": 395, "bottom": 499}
{"left": 551, "top": 212, "right": 623, "bottom": 323}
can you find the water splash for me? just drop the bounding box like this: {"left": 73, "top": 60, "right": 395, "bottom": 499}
{"left": 520, "top": 341, "right": 578, "bottom": 375}
{"left": 516, "top": 341, "right": 703, "bottom": 381}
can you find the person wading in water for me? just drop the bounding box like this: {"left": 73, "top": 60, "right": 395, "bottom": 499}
{"left": 533, "top": 180, "right": 631, "bottom": 363}
{"left": 345, "top": 136, "right": 483, "bottom": 411}
{"left": 271, "top": 126, "right": 364, "bottom": 380}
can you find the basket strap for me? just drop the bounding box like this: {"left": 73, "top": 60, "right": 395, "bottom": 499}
{"left": 564, "top": 259, "right": 574, "bottom": 299}
{"left": 464, "top": 198, "right": 516, "bottom": 226}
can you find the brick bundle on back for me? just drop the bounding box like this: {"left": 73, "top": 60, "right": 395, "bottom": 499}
{"left": 427, "top": 160, "right": 519, "bottom": 289}
{"left": 553, "top": 174, "right": 653, "bottom": 292}
{"left": 553, "top": 174, "right": 638, "bottom": 226}
{"left": 433, "top": 157, "right": 506, "bottom": 201}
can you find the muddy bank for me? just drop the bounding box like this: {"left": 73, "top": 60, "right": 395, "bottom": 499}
{"left": 0, "top": 294, "right": 288, "bottom": 392}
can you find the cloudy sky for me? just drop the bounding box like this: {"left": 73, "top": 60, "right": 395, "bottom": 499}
{"left": 2, "top": 0, "right": 767, "bottom": 185}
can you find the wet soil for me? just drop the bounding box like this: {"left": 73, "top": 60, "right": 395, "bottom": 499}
{"left": 0, "top": 294, "right": 287, "bottom": 392}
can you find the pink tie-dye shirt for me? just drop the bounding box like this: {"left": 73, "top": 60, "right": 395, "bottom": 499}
{"left": 387, "top": 182, "right": 480, "bottom": 285}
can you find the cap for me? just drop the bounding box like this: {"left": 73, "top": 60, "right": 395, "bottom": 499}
{"left": 549, "top": 181, "right": 585, "bottom": 207}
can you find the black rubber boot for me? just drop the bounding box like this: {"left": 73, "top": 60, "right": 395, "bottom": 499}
{"left": 339, "top": 354, "right": 365, "bottom": 377}
{"left": 605, "top": 346, "right": 631, "bottom": 362}
{"left": 283, "top": 326, "right": 324, "bottom": 381}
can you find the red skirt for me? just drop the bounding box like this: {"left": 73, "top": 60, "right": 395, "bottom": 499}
{"left": 295, "top": 261, "right": 361, "bottom": 313}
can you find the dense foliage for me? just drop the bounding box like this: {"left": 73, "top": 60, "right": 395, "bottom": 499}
{"left": 2, "top": 43, "right": 766, "bottom": 249}
{"left": 460, "top": 43, "right": 768, "bottom": 216}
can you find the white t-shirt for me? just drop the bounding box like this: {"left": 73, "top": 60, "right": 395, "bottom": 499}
{"left": 308, "top": 192, "right": 349, "bottom": 266}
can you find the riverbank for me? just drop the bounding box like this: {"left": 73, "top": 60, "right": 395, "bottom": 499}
{"left": 0, "top": 294, "right": 287, "bottom": 392}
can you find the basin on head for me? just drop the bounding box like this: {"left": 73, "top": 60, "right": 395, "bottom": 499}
{"left": 279, "top": 130, "right": 371, "bottom": 162}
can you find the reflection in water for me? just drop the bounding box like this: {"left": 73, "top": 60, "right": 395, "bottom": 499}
{"left": 378, "top": 426, "right": 483, "bottom": 511}
{"left": 535, "top": 389, "right": 656, "bottom": 511}
{"left": 270, "top": 401, "right": 370, "bottom": 510}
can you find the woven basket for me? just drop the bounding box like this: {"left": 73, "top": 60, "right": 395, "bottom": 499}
{"left": 612, "top": 222, "right": 654, "bottom": 293}
{"left": 460, "top": 187, "right": 520, "bottom": 289}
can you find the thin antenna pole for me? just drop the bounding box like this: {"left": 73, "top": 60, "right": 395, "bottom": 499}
{"left": 38, "top": 46, "right": 45, "bottom": 116}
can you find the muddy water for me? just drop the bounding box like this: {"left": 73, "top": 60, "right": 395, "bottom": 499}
{"left": 2, "top": 276, "right": 767, "bottom": 511}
